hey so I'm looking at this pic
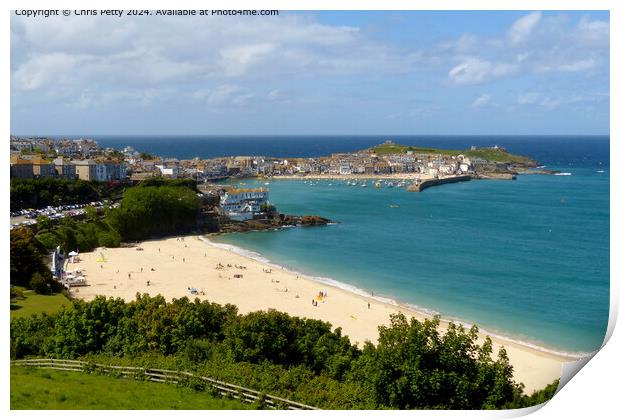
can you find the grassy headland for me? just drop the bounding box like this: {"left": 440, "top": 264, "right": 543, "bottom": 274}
{"left": 367, "top": 142, "right": 536, "bottom": 165}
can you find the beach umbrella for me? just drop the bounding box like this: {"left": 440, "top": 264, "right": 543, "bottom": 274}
{"left": 68, "top": 251, "right": 79, "bottom": 257}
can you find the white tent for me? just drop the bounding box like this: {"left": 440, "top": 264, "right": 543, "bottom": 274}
{"left": 68, "top": 251, "right": 79, "bottom": 257}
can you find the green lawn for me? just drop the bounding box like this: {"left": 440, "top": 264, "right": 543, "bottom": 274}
{"left": 10, "top": 289, "right": 71, "bottom": 319}
{"left": 11, "top": 366, "right": 252, "bottom": 410}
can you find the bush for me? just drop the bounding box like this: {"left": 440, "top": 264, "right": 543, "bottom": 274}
{"left": 9, "top": 294, "right": 552, "bottom": 409}
{"left": 29, "top": 273, "right": 49, "bottom": 294}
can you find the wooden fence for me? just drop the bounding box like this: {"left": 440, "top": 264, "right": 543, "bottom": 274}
{"left": 11, "top": 358, "right": 318, "bottom": 410}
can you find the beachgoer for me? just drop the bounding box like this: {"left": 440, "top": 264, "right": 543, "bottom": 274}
{"left": 146, "top": 280, "right": 150, "bottom": 286}
{"left": 141, "top": 267, "right": 143, "bottom": 273}
{"left": 367, "top": 303, "right": 370, "bottom": 309}
{"left": 183, "top": 257, "right": 185, "bottom": 263}
{"left": 128, "top": 273, "right": 131, "bottom": 279}
{"left": 113, "top": 285, "right": 116, "bottom": 289}
{"left": 158, "top": 248, "right": 160, "bottom": 252}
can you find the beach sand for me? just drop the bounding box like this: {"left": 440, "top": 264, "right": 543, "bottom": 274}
{"left": 68, "top": 235, "right": 574, "bottom": 394}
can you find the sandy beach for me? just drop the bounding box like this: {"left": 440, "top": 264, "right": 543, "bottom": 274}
{"left": 67, "top": 235, "right": 574, "bottom": 393}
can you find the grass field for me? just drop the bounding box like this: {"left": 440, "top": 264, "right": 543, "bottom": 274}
{"left": 11, "top": 366, "right": 251, "bottom": 410}
{"left": 10, "top": 289, "right": 71, "bottom": 319}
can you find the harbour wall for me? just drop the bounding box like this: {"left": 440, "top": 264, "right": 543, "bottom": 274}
{"left": 406, "top": 175, "right": 472, "bottom": 192}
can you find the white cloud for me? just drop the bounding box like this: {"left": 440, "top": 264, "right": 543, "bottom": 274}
{"left": 472, "top": 94, "right": 491, "bottom": 108}
{"left": 218, "top": 43, "right": 276, "bottom": 77}
{"left": 517, "top": 92, "right": 541, "bottom": 105}
{"left": 10, "top": 13, "right": 421, "bottom": 98}
{"left": 517, "top": 92, "right": 563, "bottom": 110}
{"left": 266, "top": 89, "right": 283, "bottom": 101}
{"left": 448, "top": 58, "right": 517, "bottom": 85}
{"left": 508, "top": 12, "right": 542, "bottom": 45}
{"left": 576, "top": 17, "right": 610, "bottom": 45}
{"left": 205, "top": 85, "right": 244, "bottom": 105}
{"left": 12, "top": 53, "right": 82, "bottom": 90}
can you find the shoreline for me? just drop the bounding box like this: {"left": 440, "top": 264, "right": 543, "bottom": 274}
{"left": 271, "top": 174, "right": 435, "bottom": 181}
{"left": 67, "top": 235, "right": 581, "bottom": 393}
{"left": 205, "top": 235, "right": 589, "bottom": 360}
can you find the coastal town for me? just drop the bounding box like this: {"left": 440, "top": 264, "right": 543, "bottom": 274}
{"left": 10, "top": 136, "right": 546, "bottom": 224}
{"left": 10, "top": 136, "right": 541, "bottom": 183}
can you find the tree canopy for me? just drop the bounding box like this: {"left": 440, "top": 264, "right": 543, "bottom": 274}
{"left": 10, "top": 294, "right": 555, "bottom": 409}
{"left": 106, "top": 185, "right": 200, "bottom": 240}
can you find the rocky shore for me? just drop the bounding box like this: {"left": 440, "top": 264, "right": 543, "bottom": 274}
{"left": 215, "top": 213, "right": 333, "bottom": 234}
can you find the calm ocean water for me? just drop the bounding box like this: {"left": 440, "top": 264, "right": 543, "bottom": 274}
{"left": 95, "top": 135, "right": 609, "bottom": 355}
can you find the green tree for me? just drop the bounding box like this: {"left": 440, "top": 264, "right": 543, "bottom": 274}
{"left": 29, "top": 272, "right": 49, "bottom": 295}
{"left": 350, "top": 314, "right": 520, "bottom": 409}
{"left": 10, "top": 228, "right": 52, "bottom": 288}
{"left": 107, "top": 185, "right": 200, "bottom": 240}
{"left": 36, "top": 215, "right": 52, "bottom": 230}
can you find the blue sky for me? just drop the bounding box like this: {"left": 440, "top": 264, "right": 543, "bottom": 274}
{"left": 10, "top": 10, "right": 609, "bottom": 135}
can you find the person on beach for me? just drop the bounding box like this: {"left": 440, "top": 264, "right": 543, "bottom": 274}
{"left": 367, "top": 302, "right": 370, "bottom": 309}
{"left": 141, "top": 267, "right": 143, "bottom": 273}
{"left": 183, "top": 257, "right": 185, "bottom": 263}
{"left": 128, "top": 273, "right": 131, "bottom": 279}
{"left": 146, "top": 280, "right": 150, "bottom": 286}
{"left": 158, "top": 248, "right": 160, "bottom": 252}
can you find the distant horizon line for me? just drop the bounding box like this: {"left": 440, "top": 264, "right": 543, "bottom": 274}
{"left": 11, "top": 133, "right": 611, "bottom": 137}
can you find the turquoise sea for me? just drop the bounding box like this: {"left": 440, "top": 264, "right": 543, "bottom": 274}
{"left": 93, "top": 135, "right": 609, "bottom": 355}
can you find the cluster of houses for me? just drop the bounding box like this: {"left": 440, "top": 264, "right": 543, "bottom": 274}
{"left": 10, "top": 137, "right": 127, "bottom": 181}
{"left": 10, "top": 136, "right": 505, "bottom": 184}
{"left": 204, "top": 152, "right": 494, "bottom": 178}
{"left": 219, "top": 188, "right": 270, "bottom": 221}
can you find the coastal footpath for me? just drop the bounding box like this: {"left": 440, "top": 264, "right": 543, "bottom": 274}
{"left": 68, "top": 235, "right": 574, "bottom": 394}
